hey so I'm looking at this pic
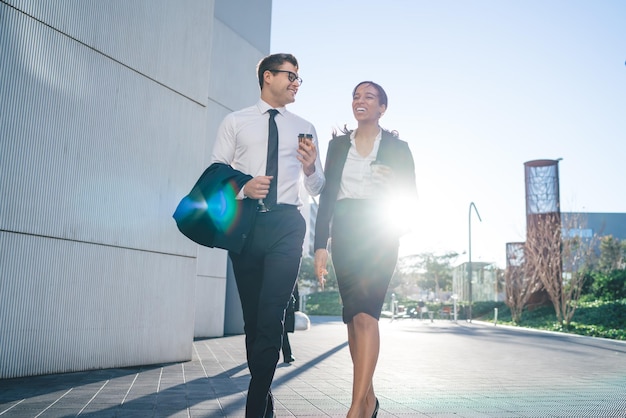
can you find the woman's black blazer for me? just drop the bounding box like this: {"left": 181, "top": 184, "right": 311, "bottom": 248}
{"left": 314, "top": 130, "right": 417, "bottom": 251}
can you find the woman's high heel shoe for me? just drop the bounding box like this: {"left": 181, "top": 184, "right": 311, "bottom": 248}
{"left": 372, "top": 397, "right": 379, "bottom": 418}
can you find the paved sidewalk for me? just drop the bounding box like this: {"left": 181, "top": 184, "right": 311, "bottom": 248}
{"left": 1, "top": 316, "right": 626, "bottom": 417}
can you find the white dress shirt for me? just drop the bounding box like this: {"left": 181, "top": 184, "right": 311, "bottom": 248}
{"left": 337, "top": 129, "right": 382, "bottom": 200}
{"left": 211, "top": 99, "right": 325, "bottom": 206}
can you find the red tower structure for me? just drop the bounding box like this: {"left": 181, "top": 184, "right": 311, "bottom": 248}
{"left": 523, "top": 159, "right": 562, "bottom": 307}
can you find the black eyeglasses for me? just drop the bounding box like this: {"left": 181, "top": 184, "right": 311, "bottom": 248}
{"left": 269, "top": 69, "right": 303, "bottom": 85}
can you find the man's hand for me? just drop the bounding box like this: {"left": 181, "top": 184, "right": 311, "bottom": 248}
{"left": 297, "top": 138, "right": 317, "bottom": 177}
{"left": 314, "top": 248, "right": 329, "bottom": 290}
{"left": 243, "top": 176, "right": 273, "bottom": 199}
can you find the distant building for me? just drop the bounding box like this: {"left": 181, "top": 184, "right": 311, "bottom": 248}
{"left": 562, "top": 212, "right": 626, "bottom": 241}
{"left": 453, "top": 262, "right": 502, "bottom": 303}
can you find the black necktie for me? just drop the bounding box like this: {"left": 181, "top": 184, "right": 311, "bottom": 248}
{"left": 265, "top": 109, "right": 279, "bottom": 209}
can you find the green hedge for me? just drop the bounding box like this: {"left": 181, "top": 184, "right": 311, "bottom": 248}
{"left": 303, "top": 291, "right": 343, "bottom": 316}
{"left": 479, "top": 299, "right": 626, "bottom": 340}
{"left": 303, "top": 293, "right": 626, "bottom": 340}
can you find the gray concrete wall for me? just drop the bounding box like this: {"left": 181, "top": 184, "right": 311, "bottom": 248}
{"left": 0, "top": 0, "right": 270, "bottom": 379}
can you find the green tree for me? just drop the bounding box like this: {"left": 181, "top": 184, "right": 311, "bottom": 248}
{"left": 598, "top": 235, "right": 626, "bottom": 273}
{"left": 396, "top": 252, "right": 458, "bottom": 300}
{"left": 419, "top": 252, "right": 458, "bottom": 297}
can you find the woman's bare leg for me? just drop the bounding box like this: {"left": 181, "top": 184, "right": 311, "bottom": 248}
{"left": 346, "top": 313, "right": 379, "bottom": 418}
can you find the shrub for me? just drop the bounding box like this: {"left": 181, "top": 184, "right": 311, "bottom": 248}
{"left": 480, "top": 299, "right": 626, "bottom": 340}
{"left": 303, "top": 291, "right": 343, "bottom": 316}
{"left": 591, "top": 270, "right": 626, "bottom": 301}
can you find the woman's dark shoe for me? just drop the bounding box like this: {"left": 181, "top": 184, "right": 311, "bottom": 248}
{"left": 372, "top": 397, "right": 379, "bottom": 418}
{"left": 284, "top": 355, "right": 295, "bottom": 363}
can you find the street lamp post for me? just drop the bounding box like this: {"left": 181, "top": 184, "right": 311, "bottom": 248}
{"left": 468, "top": 202, "right": 482, "bottom": 322}
{"left": 451, "top": 294, "right": 458, "bottom": 322}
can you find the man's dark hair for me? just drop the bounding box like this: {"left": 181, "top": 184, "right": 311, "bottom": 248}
{"left": 257, "top": 53, "right": 299, "bottom": 90}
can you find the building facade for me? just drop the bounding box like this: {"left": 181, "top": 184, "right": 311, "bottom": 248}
{"left": 453, "top": 262, "right": 501, "bottom": 303}
{"left": 562, "top": 212, "right": 626, "bottom": 241}
{"left": 0, "top": 0, "right": 272, "bottom": 379}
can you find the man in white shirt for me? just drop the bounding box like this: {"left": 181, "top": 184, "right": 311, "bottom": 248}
{"left": 210, "top": 53, "right": 324, "bottom": 418}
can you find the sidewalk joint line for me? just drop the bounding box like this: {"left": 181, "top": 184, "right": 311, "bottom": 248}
{"left": 0, "top": 399, "right": 25, "bottom": 416}
{"left": 193, "top": 342, "right": 209, "bottom": 378}
{"left": 121, "top": 373, "right": 139, "bottom": 405}
{"left": 77, "top": 380, "right": 109, "bottom": 416}
{"left": 34, "top": 388, "right": 72, "bottom": 418}
{"left": 157, "top": 367, "right": 163, "bottom": 393}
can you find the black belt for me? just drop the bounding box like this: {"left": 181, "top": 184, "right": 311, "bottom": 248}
{"left": 257, "top": 204, "right": 298, "bottom": 213}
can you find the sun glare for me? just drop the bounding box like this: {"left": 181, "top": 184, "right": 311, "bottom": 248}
{"left": 382, "top": 196, "right": 418, "bottom": 238}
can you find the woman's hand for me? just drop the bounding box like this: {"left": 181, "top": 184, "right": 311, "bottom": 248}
{"left": 314, "top": 249, "right": 329, "bottom": 290}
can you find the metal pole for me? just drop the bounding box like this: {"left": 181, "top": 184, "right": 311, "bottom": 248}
{"left": 452, "top": 295, "right": 458, "bottom": 322}
{"left": 468, "top": 202, "right": 482, "bottom": 322}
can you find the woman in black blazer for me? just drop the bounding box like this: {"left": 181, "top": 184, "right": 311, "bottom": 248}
{"left": 314, "top": 81, "right": 417, "bottom": 418}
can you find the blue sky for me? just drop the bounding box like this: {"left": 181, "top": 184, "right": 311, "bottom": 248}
{"left": 270, "top": 0, "right": 626, "bottom": 267}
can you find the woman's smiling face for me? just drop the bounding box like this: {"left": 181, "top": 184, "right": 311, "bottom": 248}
{"left": 352, "top": 83, "right": 386, "bottom": 123}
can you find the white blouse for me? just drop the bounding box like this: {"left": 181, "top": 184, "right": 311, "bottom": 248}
{"left": 337, "top": 129, "right": 382, "bottom": 200}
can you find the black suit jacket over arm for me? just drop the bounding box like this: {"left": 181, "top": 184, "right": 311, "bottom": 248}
{"left": 173, "top": 163, "right": 257, "bottom": 253}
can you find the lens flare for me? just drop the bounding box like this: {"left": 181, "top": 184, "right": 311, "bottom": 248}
{"left": 206, "top": 182, "right": 238, "bottom": 232}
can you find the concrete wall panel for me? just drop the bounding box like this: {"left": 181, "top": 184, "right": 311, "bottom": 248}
{"left": 193, "top": 246, "right": 227, "bottom": 337}
{"left": 0, "top": 231, "right": 195, "bottom": 378}
{"left": 193, "top": 275, "right": 227, "bottom": 337}
{"left": 208, "top": 19, "right": 265, "bottom": 113}
{"left": 214, "top": 0, "right": 271, "bottom": 53}
{"left": 0, "top": 5, "right": 207, "bottom": 257}
{"left": 4, "top": 0, "right": 212, "bottom": 103}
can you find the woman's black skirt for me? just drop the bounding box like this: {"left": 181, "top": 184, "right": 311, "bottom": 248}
{"left": 330, "top": 199, "right": 400, "bottom": 324}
